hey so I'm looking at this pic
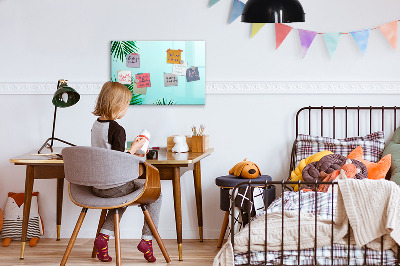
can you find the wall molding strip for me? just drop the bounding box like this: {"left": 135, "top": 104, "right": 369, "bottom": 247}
{"left": 0, "top": 81, "right": 399, "bottom": 95}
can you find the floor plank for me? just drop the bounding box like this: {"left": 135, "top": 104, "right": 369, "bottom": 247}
{"left": 0, "top": 239, "right": 221, "bottom": 265}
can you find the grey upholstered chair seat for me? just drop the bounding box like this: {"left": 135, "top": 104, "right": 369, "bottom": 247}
{"left": 69, "top": 180, "right": 145, "bottom": 208}
{"left": 61, "top": 146, "right": 170, "bottom": 265}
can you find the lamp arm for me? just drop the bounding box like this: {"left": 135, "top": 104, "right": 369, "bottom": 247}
{"left": 50, "top": 105, "right": 57, "bottom": 148}
{"left": 50, "top": 80, "right": 61, "bottom": 148}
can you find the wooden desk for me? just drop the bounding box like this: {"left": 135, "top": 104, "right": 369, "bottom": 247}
{"left": 9, "top": 148, "right": 64, "bottom": 259}
{"left": 10, "top": 147, "right": 213, "bottom": 261}
{"left": 146, "top": 148, "right": 213, "bottom": 260}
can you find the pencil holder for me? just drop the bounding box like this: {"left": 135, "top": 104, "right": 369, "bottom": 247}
{"left": 191, "top": 135, "right": 209, "bottom": 153}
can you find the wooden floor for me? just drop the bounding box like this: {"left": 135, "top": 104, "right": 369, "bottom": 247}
{"left": 0, "top": 239, "right": 221, "bottom": 265}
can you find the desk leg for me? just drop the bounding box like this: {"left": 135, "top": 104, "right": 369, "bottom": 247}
{"left": 193, "top": 161, "right": 203, "bottom": 242}
{"left": 56, "top": 178, "right": 64, "bottom": 241}
{"left": 20, "top": 165, "right": 34, "bottom": 259}
{"left": 172, "top": 167, "right": 183, "bottom": 261}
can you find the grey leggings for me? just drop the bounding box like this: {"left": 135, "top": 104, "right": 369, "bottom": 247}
{"left": 92, "top": 180, "right": 162, "bottom": 240}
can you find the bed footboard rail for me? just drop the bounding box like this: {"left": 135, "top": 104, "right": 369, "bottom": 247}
{"left": 230, "top": 180, "right": 400, "bottom": 266}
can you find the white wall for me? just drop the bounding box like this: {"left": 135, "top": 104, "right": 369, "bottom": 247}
{"left": 1, "top": 0, "right": 400, "bottom": 239}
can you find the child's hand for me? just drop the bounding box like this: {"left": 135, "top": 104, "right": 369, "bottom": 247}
{"left": 129, "top": 137, "right": 147, "bottom": 155}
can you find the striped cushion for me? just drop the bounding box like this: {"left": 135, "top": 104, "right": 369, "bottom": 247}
{"left": 295, "top": 131, "right": 385, "bottom": 166}
{"left": 1, "top": 217, "right": 40, "bottom": 240}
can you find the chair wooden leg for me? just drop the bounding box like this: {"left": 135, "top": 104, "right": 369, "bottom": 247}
{"left": 217, "top": 211, "right": 230, "bottom": 248}
{"left": 60, "top": 208, "right": 88, "bottom": 266}
{"left": 114, "top": 210, "right": 121, "bottom": 266}
{"left": 141, "top": 205, "right": 171, "bottom": 263}
{"left": 91, "top": 209, "right": 108, "bottom": 258}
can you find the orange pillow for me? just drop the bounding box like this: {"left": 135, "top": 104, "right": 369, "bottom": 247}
{"left": 347, "top": 146, "right": 391, "bottom": 180}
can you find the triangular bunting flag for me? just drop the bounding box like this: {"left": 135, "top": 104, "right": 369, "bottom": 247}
{"left": 351, "top": 29, "right": 370, "bottom": 55}
{"left": 275, "top": 23, "right": 293, "bottom": 49}
{"left": 209, "top": 0, "right": 220, "bottom": 7}
{"left": 298, "top": 29, "right": 317, "bottom": 58}
{"left": 251, "top": 23, "right": 266, "bottom": 38}
{"left": 229, "top": 0, "right": 245, "bottom": 24}
{"left": 323, "top": 33, "right": 341, "bottom": 58}
{"left": 378, "top": 21, "right": 398, "bottom": 50}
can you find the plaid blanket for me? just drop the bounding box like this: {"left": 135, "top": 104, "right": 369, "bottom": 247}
{"left": 235, "top": 244, "right": 397, "bottom": 265}
{"left": 234, "top": 191, "right": 397, "bottom": 265}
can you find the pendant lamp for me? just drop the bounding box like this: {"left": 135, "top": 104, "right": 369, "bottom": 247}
{"left": 38, "top": 79, "right": 80, "bottom": 154}
{"left": 241, "top": 0, "right": 305, "bottom": 23}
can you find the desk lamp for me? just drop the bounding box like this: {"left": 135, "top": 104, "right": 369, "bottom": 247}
{"left": 38, "top": 79, "right": 80, "bottom": 154}
{"left": 241, "top": 0, "right": 305, "bottom": 23}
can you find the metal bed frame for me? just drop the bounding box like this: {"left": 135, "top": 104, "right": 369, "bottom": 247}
{"left": 230, "top": 106, "right": 400, "bottom": 266}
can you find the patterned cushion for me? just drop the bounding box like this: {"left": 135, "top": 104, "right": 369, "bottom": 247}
{"left": 295, "top": 131, "right": 385, "bottom": 166}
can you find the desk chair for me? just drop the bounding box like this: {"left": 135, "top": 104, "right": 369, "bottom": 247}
{"left": 60, "top": 146, "right": 171, "bottom": 265}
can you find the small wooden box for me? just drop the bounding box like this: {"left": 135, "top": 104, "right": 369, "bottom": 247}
{"left": 191, "top": 135, "right": 209, "bottom": 153}
{"left": 167, "top": 135, "right": 192, "bottom": 151}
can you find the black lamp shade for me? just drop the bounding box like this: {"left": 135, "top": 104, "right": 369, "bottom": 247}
{"left": 52, "top": 84, "right": 80, "bottom": 108}
{"left": 241, "top": 0, "right": 305, "bottom": 23}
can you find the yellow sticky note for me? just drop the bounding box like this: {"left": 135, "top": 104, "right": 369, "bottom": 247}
{"left": 167, "top": 49, "right": 183, "bottom": 64}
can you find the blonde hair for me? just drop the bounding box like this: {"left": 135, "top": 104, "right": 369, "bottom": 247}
{"left": 93, "top": 81, "right": 132, "bottom": 120}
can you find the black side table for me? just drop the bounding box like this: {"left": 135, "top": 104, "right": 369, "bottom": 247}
{"left": 215, "top": 175, "right": 275, "bottom": 248}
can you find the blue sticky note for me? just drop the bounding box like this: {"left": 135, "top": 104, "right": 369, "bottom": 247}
{"left": 186, "top": 67, "right": 200, "bottom": 82}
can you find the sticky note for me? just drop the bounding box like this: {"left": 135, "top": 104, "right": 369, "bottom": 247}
{"left": 173, "top": 62, "right": 187, "bottom": 76}
{"left": 131, "top": 83, "right": 147, "bottom": 95}
{"left": 186, "top": 67, "right": 200, "bottom": 82}
{"left": 167, "top": 49, "right": 183, "bottom": 64}
{"left": 126, "top": 53, "right": 140, "bottom": 68}
{"left": 164, "top": 73, "right": 178, "bottom": 87}
{"left": 117, "top": 70, "right": 132, "bottom": 84}
{"left": 136, "top": 73, "right": 151, "bottom": 88}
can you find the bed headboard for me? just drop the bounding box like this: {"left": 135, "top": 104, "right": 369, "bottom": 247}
{"left": 290, "top": 106, "right": 400, "bottom": 179}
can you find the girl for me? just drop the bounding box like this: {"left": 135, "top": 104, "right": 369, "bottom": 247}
{"left": 91, "top": 81, "right": 162, "bottom": 263}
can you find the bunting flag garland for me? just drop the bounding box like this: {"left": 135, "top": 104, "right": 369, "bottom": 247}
{"left": 212, "top": 5, "right": 400, "bottom": 57}
{"left": 378, "top": 21, "right": 398, "bottom": 50}
{"left": 351, "top": 29, "right": 370, "bottom": 55}
{"left": 209, "top": 0, "right": 220, "bottom": 7}
{"left": 251, "top": 23, "right": 266, "bottom": 38}
{"left": 275, "top": 23, "right": 293, "bottom": 49}
{"left": 323, "top": 33, "right": 341, "bottom": 58}
{"left": 229, "top": 0, "right": 245, "bottom": 24}
{"left": 298, "top": 30, "right": 317, "bottom": 58}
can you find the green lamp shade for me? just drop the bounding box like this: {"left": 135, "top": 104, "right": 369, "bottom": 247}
{"left": 52, "top": 84, "right": 80, "bottom": 108}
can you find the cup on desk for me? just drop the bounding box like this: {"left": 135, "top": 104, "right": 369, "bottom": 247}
{"left": 146, "top": 150, "right": 158, "bottom": 160}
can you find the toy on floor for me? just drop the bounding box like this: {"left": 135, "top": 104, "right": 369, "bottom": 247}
{"left": 229, "top": 159, "right": 261, "bottom": 179}
{"left": 1, "top": 192, "right": 44, "bottom": 247}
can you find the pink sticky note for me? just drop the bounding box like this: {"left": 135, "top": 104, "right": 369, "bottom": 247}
{"left": 136, "top": 73, "right": 151, "bottom": 88}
